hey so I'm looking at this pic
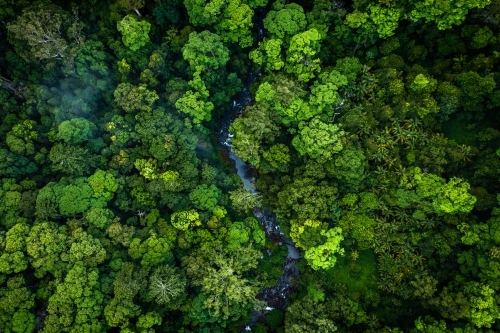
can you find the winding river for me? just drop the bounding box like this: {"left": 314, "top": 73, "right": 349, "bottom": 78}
{"left": 216, "top": 9, "right": 301, "bottom": 328}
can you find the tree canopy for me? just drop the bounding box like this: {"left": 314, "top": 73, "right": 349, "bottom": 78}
{"left": 2, "top": 0, "right": 500, "bottom": 331}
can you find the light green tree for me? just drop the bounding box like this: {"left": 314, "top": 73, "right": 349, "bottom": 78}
{"left": 309, "top": 69, "right": 348, "bottom": 117}
{"left": 434, "top": 177, "right": 476, "bottom": 214}
{"left": 171, "top": 210, "right": 201, "bottom": 231}
{"left": 128, "top": 234, "right": 173, "bottom": 267}
{"left": 286, "top": 29, "right": 322, "bottom": 82}
{"left": 136, "top": 312, "right": 162, "bottom": 331}
{"left": 183, "top": 246, "right": 262, "bottom": 323}
{"left": 263, "top": 3, "right": 307, "bottom": 42}
{"left": 88, "top": 169, "right": 119, "bottom": 201}
{"left": 41, "top": 263, "right": 104, "bottom": 333}
{"left": 0, "top": 223, "right": 29, "bottom": 274}
{"left": 184, "top": 0, "right": 226, "bottom": 26}
{"left": 292, "top": 117, "right": 345, "bottom": 161}
{"left": 26, "top": 222, "right": 68, "bottom": 278}
{"left": 182, "top": 30, "right": 230, "bottom": 70}
{"left": 117, "top": 15, "right": 151, "bottom": 51}
{"left": 215, "top": 0, "right": 254, "bottom": 47}
{"left": 0, "top": 276, "right": 35, "bottom": 333}
{"left": 189, "top": 184, "right": 221, "bottom": 211}
{"left": 249, "top": 38, "right": 284, "bottom": 72}
{"left": 410, "top": 0, "right": 491, "bottom": 30}
{"left": 464, "top": 281, "right": 500, "bottom": 328}
{"left": 229, "top": 187, "right": 262, "bottom": 214}
{"left": 304, "top": 227, "right": 344, "bottom": 270}
{"left": 84, "top": 207, "right": 114, "bottom": 229}
{"left": 175, "top": 90, "right": 214, "bottom": 125}
{"left": 64, "top": 228, "right": 106, "bottom": 267}
{"left": 289, "top": 219, "right": 327, "bottom": 250}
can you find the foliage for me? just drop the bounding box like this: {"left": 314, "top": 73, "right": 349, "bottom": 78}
{"left": 117, "top": 15, "right": 151, "bottom": 51}
{"left": 182, "top": 30, "right": 230, "bottom": 70}
{"left": 148, "top": 265, "right": 187, "bottom": 307}
{"left": 57, "top": 118, "right": 94, "bottom": 144}
{"left": 292, "top": 117, "right": 345, "bottom": 161}
{"left": 2, "top": 0, "right": 500, "bottom": 331}
{"left": 303, "top": 227, "right": 344, "bottom": 270}
{"left": 7, "top": 3, "right": 82, "bottom": 69}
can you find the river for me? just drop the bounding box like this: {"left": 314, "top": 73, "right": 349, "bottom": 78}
{"left": 215, "top": 8, "right": 301, "bottom": 330}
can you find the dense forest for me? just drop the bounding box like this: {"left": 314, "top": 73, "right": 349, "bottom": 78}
{"left": 1, "top": 0, "right": 500, "bottom": 332}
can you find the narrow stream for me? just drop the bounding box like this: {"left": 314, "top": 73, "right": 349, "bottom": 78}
{"left": 216, "top": 9, "right": 301, "bottom": 328}
{"left": 218, "top": 76, "right": 301, "bottom": 331}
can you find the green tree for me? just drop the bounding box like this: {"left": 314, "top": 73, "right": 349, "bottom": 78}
{"left": 325, "top": 147, "right": 366, "bottom": 188}
{"left": 175, "top": 90, "right": 214, "bottom": 125}
{"left": 229, "top": 103, "right": 280, "bottom": 164}
{"left": 276, "top": 176, "right": 338, "bottom": 221}
{"left": 74, "top": 40, "right": 111, "bottom": 89}
{"left": 229, "top": 187, "right": 262, "bottom": 214}
{"left": 11, "top": 309, "right": 35, "bottom": 333}
{"left": 48, "top": 143, "right": 90, "bottom": 176}
{"left": 171, "top": 210, "right": 200, "bottom": 231}
{"left": 225, "top": 221, "right": 252, "bottom": 250}
{"left": 262, "top": 143, "right": 290, "bottom": 173}
{"left": 153, "top": 0, "right": 181, "bottom": 24}
{"left": 65, "top": 228, "right": 106, "bottom": 267}
{"left": 128, "top": 233, "right": 173, "bottom": 267}
{"left": 26, "top": 222, "right": 68, "bottom": 278}
{"left": 286, "top": 29, "right": 322, "bottom": 82}
{"left": 7, "top": 4, "right": 83, "bottom": 68}
{"left": 42, "top": 263, "right": 104, "bottom": 333}
{"left": 88, "top": 169, "right": 119, "bottom": 201}
{"left": 136, "top": 312, "right": 162, "bottom": 331}
{"left": 6, "top": 133, "right": 33, "bottom": 156}
{"left": 117, "top": 15, "right": 151, "bottom": 51}
{"left": 84, "top": 207, "right": 114, "bottom": 229}
{"left": 182, "top": 31, "right": 230, "bottom": 70}
{"left": 183, "top": 246, "right": 262, "bottom": 324}
{"left": 104, "top": 262, "right": 146, "bottom": 328}
{"left": 0, "top": 149, "right": 37, "bottom": 177}
{"left": 285, "top": 296, "right": 338, "bottom": 333}
{"left": 304, "top": 227, "right": 344, "bottom": 270}
{"left": 309, "top": 69, "right": 348, "bottom": 117}
{"left": 58, "top": 179, "right": 94, "bottom": 216}
{"left": 410, "top": 0, "right": 491, "bottom": 30}
{"left": 148, "top": 265, "right": 187, "bottom": 307}
{"left": 189, "top": 184, "right": 222, "bottom": 211}
{"left": 292, "top": 117, "right": 345, "bottom": 161}
{"left": 0, "top": 223, "right": 29, "bottom": 274}
{"left": 263, "top": 3, "right": 307, "bottom": 42}
{"left": 57, "top": 118, "right": 94, "bottom": 144}
{"left": 249, "top": 39, "right": 284, "bottom": 73}
{"left": 0, "top": 276, "right": 35, "bottom": 333}
{"left": 184, "top": 0, "right": 226, "bottom": 26}
{"left": 114, "top": 83, "right": 159, "bottom": 113}
{"left": 455, "top": 71, "right": 496, "bottom": 111}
